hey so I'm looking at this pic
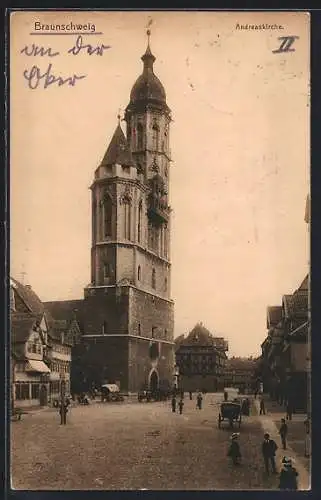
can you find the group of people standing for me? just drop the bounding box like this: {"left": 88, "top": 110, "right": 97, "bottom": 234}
{"left": 227, "top": 431, "right": 299, "bottom": 490}
{"left": 171, "top": 390, "right": 204, "bottom": 414}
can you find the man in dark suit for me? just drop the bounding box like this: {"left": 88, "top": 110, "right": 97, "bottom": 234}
{"left": 262, "top": 433, "right": 278, "bottom": 474}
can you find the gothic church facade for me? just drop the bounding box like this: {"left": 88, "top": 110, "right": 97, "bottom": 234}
{"left": 45, "top": 32, "right": 175, "bottom": 393}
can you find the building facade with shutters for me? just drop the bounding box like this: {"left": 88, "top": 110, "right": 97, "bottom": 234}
{"left": 175, "top": 323, "right": 228, "bottom": 393}
{"left": 45, "top": 31, "right": 175, "bottom": 394}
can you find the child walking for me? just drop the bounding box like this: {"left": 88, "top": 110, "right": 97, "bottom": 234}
{"left": 227, "top": 433, "right": 242, "bottom": 465}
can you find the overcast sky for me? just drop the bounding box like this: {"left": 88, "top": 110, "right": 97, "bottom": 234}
{"left": 10, "top": 11, "right": 309, "bottom": 356}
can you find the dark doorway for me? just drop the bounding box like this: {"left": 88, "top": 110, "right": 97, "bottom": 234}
{"left": 150, "top": 371, "right": 159, "bottom": 396}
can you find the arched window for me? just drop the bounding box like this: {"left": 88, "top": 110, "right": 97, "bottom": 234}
{"left": 137, "top": 265, "right": 141, "bottom": 281}
{"left": 124, "top": 202, "right": 131, "bottom": 240}
{"left": 103, "top": 262, "right": 110, "bottom": 280}
{"left": 152, "top": 124, "right": 159, "bottom": 151}
{"left": 103, "top": 195, "right": 112, "bottom": 239}
{"left": 152, "top": 268, "right": 156, "bottom": 289}
{"left": 164, "top": 225, "right": 168, "bottom": 258}
{"left": 137, "top": 123, "right": 143, "bottom": 150}
{"left": 138, "top": 323, "right": 141, "bottom": 336}
{"left": 92, "top": 199, "right": 97, "bottom": 242}
{"left": 138, "top": 201, "right": 142, "bottom": 243}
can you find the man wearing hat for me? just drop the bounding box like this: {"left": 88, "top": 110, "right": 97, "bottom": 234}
{"left": 261, "top": 433, "right": 278, "bottom": 474}
{"left": 227, "top": 433, "right": 242, "bottom": 465}
{"left": 279, "top": 456, "right": 298, "bottom": 490}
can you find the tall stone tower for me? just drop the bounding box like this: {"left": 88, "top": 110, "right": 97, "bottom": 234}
{"left": 82, "top": 31, "right": 175, "bottom": 393}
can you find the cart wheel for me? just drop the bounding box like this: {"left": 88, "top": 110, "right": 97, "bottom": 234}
{"left": 218, "top": 414, "right": 221, "bottom": 428}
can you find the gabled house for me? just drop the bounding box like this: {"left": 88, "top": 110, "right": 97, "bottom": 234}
{"left": 11, "top": 278, "right": 72, "bottom": 407}
{"left": 12, "top": 312, "right": 51, "bottom": 407}
{"left": 260, "top": 274, "right": 309, "bottom": 411}
{"left": 175, "top": 323, "right": 228, "bottom": 392}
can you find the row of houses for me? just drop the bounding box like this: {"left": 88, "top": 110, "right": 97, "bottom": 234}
{"left": 10, "top": 277, "right": 259, "bottom": 406}
{"left": 10, "top": 278, "right": 80, "bottom": 408}
{"left": 222, "top": 357, "right": 259, "bottom": 393}
{"left": 259, "top": 275, "right": 309, "bottom": 412}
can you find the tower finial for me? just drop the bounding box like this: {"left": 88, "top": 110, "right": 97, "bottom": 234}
{"left": 141, "top": 24, "right": 155, "bottom": 70}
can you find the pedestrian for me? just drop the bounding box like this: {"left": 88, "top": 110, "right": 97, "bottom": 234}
{"left": 286, "top": 401, "right": 293, "bottom": 421}
{"left": 196, "top": 392, "right": 203, "bottom": 410}
{"left": 279, "top": 457, "right": 298, "bottom": 490}
{"left": 304, "top": 416, "right": 311, "bottom": 457}
{"left": 178, "top": 398, "right": 184, "bottom": 414}
{"left": 254, "top": 389, "right": 258, "bottom": 399}
{"left": 59, "top": 400, "right": 68, "bottom": 425}
{"left": 279, "top": 418, "right": 288, "bottom": 450}
{"left": 189, "top": 391, "right": 193, "bottom": 400}
{"left": 171, "top": 395, "right": 177, "bottom": 413}
{"left": 262, "top": 433, "right": 278, "bottom": 474}
{"left": 259, "top": 397, "right": 266, "bottom": 415}
{"left": 227, "top": 433, "right": 242, "bottom": 465}
{"left": 241, "top": 398, "right": 250, "bottom": 416}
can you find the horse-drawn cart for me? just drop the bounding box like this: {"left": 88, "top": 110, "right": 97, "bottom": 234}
{"left": 218, "top": 401, "right": 242, "bottom": 429}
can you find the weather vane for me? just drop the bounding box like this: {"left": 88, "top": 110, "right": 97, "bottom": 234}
{"left": 146, "top": 18, "right": 153, "bottom": 40}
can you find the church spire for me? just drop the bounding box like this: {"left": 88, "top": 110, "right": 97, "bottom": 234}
{"left": 141, "top": 29, "right": 156, "bottom": 72}
{"left": 100, "top": 121, "right": 133, "bottom": 167}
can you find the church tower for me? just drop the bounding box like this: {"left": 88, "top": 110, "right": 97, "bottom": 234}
{"left": 82, "top": 31, "right": 175, "bottom": 394}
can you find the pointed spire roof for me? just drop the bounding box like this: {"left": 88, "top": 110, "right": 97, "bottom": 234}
{"left": 101, "top": 122, "right": 133, "bottom": 167}
{"left": 129, "top": 30, "right": 167, "bottom": 107}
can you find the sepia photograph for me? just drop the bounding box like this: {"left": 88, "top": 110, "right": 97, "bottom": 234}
{"left": 9, "top": 10, "right": 310, "bottom": 490}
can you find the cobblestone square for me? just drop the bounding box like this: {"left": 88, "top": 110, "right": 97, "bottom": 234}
{"left": 11, "top": 394, "right": 297, "bottom": 491}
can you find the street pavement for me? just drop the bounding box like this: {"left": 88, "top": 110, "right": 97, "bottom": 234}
{"left": 10, "top": 393, "right": 307, "bottom": 491}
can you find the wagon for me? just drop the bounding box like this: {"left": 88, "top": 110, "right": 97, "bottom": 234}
{"left": 101, "top": 384, "right": 124, "bottom": 402}
{"left": 218, "top": 401, "right": 242, "bottom": 429}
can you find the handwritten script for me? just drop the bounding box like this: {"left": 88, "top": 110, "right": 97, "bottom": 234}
{"left": 21, "top": 35, "right": 111, "bottom": 90}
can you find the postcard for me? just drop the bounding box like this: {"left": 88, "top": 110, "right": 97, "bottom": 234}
{"left": 9, "top": 10, "right": 310, "bottom": 491}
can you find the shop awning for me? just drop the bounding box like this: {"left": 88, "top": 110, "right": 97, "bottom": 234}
{"left": 25, "top": 360, "right": 51, "bottom": 373}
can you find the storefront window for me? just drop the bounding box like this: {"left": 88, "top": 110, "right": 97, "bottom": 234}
{"left": 31, "top": 383, "right": 40, "bottom": 399}
{"left": 15, "top": 383, "right": 30, "bottom": 400}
